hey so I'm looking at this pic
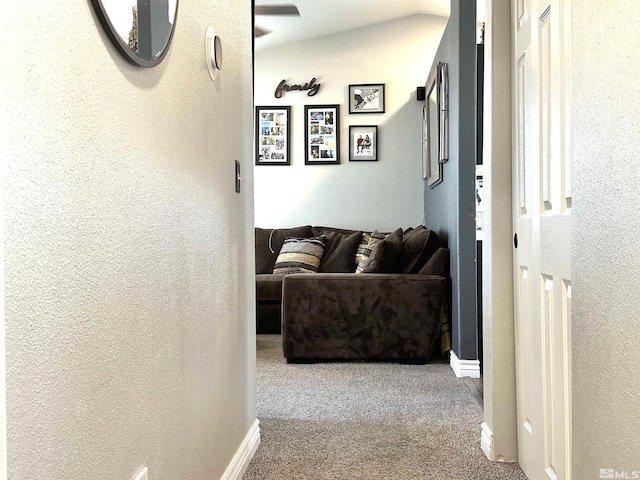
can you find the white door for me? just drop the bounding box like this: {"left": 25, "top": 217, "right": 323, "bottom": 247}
{"left": 512, "top": 0, "right": 572, "bottom": 479}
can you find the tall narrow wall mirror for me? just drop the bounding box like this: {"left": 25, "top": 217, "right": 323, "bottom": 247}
{"left": 424, "top": 68, "right": 441, "bottom": 187}
{"left": 438, "top": 63, "right": 449, "bottom": 164}
{"left": 423, "top": 61, "right": 449, "bottom": 188}
{"left": 92, "top": 0, "right": 179, "bottom": 67}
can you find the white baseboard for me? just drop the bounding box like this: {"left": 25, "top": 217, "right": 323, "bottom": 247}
{"left": 449, "top": 350, "right": 481, "bottom": 378}
{"left": 481, "top": 422, "right": 495, "bottom": 461}
{"left": 220, "top": 419, "right": 261, "bottom": 480}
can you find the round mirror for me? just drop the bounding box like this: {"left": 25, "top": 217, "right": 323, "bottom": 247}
{"left": 92, "top": 0, "right": 179, "bottom": 68}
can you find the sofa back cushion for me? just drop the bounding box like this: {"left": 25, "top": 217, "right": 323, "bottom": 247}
{"left": 319, "top": 231, "right": 363, "bottom": 273}
{"left": 311, "top": 226, "right": 361, "bottom": 237}
{"left": 273, "top": 236, "right": 326, "bottom": 274}
{"left": 255, "top": 225, "right": 314, "bottom": 274}
{"left": 392, "top": 226, "right": 441, "bottom": 274}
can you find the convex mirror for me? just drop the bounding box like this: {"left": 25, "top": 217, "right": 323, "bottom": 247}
{"left": 92, "top": 0, "right": 178, "bottom": 67}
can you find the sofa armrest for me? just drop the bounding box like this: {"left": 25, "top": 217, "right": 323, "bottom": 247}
{"left": 282, "top": 273, "right": 446, "bottom": 361}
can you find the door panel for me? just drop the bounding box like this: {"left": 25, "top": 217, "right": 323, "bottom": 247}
{"left": 512, "top": 0, "right": 571, "bottom": 479}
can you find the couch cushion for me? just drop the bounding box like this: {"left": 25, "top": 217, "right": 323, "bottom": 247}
{"left": 320, "top": 231, "right": 363, "bottom": 273}
{"left": 256, "top": 274, "right": 286, "bottom": 301}
{"left": 418, "top": 247, "right": 450, "bottom": 277}
{"left": 311, "top": 226, "right": 361, "bottom": 237}
{"left": 392, "top": 226, "right": 441, "bottom": 274}
{"left": 273, "top": 236, "right": 326, "bottom": 274}
{"left": 362, "top": 228, "right": 404, "bottom": 273}
{"left": 255, "top": 225, "right": 314, "bottom": 274}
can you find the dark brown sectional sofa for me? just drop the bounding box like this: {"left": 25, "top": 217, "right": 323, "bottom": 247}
{"left": 255, "top": 225, "right": 451, "bottom": 363}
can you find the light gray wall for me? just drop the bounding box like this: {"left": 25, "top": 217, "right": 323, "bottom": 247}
{"left": 1, "top": 1, "right": 256, "bottom": 479}
{"left": 571, "top": 0, "right": 640, "bottom": 476}
{"left": 254, "top": 15, "right": 447, "bottom": 232}
{"left": 423, "top": 0, "right": 477, "bottom": 360}
{"left": 480, "top": 0, "right": 517, "bottom": 462}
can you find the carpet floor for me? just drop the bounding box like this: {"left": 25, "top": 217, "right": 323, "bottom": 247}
{"left": 244, "top": 335, "right": 527, "bottom": 480}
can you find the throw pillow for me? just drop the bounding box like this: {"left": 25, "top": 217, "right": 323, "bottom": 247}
{"left": 255, "top": 225, "right": 314, "bottom": 274}
{"left": 362, "top": 228, "right": 404, "bottom": 273}
{"left": 319, "top": 231, "right": 363, "bottom": 273}
{"left": 418, "top": 247, "right": 450, "bottom": 276}
{"left": 273, "top": 236, "right": 326, "bottom": 274}
{"left": 392, "top": 226, "right": 441, "bottom": 274}
{"left": 354, "top": 233, "right": 378, "bottom": 273}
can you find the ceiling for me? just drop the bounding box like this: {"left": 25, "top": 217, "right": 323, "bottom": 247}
{"left": 254, "top": 0, "right": 456, "bottom": 51}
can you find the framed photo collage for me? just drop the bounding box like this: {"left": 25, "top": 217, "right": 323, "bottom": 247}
{"left": 255, "top": 83, "right": 385, "bottom": 166}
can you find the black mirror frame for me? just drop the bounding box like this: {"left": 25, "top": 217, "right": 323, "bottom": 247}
{"left": 91, "top": 0, "right": 179, "bottom": 68}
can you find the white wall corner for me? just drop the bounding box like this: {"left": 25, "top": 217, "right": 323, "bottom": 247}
{"left": 449, "top": 350, "right": 481, "bottom": 378}
{"left": 220, "top": 419, "right": 260, "bottom": 480}
{"left": 481, "top": 422, "right": 495, "bottom": 461}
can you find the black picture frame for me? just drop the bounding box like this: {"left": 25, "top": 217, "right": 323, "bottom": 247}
{"left": 349, "top": 125, "right": 378, "bottom": 161}
{"left": 304, "top": 105, "right": 340, "bottom": 165}
{"left": 348, "top": 83, "right": 385, "bottom": 114}
{"left": 255, "top": 106, "right": 291, "bottom": 166}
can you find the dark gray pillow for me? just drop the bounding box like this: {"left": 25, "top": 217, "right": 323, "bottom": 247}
{"left": 362, "top": 228, "right": 404, "bottom": 273}
{"left": 319, "top": 231, "right": 363, "bottom": 273}
{"left": 418, "top": 247, "right": 450, "bottom": 276}
{"left": 392, "top": 226, "right": 441, "bottom": 274}
{"left": 255, "top": 225, "right": 313, "bottom": 274}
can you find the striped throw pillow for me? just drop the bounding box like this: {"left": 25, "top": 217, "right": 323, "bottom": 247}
{"left": 355, "top": 232, "right": 385, "bottom": 273}
{"left": 273, "top": 236, "right": 326, "bottom": 274}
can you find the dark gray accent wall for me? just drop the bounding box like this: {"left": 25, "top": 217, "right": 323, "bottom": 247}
{"left": 424, "top": 0, "right": 477, "bottom": 360}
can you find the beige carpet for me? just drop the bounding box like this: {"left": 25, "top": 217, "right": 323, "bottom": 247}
{"left": 244, "top": 335, "right": 526, "bottom": 480}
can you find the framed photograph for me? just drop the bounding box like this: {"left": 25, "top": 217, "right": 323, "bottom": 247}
{"left": 348, "top": 83, "right": 385, "bottom": 114}
{"left": 255, "top": 106, "right": 291, "bottom": 165}
{"left": 304, "top": 104, "right": 340, "bottom": 165}
{"left": 349, "top": 125, "right": 378, "bottom": 161}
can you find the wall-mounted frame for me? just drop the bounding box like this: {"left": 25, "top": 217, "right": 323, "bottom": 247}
{"left": 304, "top": 105, "right": 340, "bottom": 165}
{"left": 424, "top": 71, "right": 441, "bottom": 186}
{"left": 348, "top": 84, "right": 385, "bottom": 114}
{"left": 255, "top": 106, "right": 291, "bottom": 165}
{"left": 349, "top": 125, "right": 378, "bottom": 161}
{"left": 423, "top": 62, "right": 449, "bottom": 188}
{"left": 422, "top": 104, "right": 428, "bottom": 179}
{"left": 438, "top": 63, "right": 449, "bottom": 163}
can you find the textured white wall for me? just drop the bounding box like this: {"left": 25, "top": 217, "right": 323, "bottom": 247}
{"left": 481, "top": 0, "right": 517, "bottom": 462}
{"left": 254, "top": 15, "right": 447, "bottom": 231}
{"left": 571, "top": 1, "right": 640, "bottom": 476}
{"left": 1, "top": 1, "right": 255, "bottom": 479}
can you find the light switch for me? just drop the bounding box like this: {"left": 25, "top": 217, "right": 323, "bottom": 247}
{"left": 235, "top": 160, "right": 241, "bottom": 193}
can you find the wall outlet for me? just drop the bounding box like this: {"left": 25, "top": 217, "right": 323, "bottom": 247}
{"left": 133, "top": 467, "right": 148, "bottom": 480}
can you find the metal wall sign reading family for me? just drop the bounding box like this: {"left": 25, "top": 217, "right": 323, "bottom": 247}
{"left": 274, "top": 78, "right": 321, "bottom": 98}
